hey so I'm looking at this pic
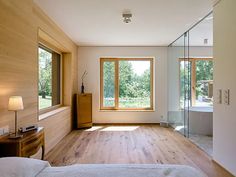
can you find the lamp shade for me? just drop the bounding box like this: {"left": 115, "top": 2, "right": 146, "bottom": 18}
{"left": 8, "top": 96, "right": 24, "bottom": 111}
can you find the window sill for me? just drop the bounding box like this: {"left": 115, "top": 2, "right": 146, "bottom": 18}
{"left": 38, "top": 106, "right": 70, "bottom": 121}
{"left": 99, "top": 109, "right": 155, "bottom": 112}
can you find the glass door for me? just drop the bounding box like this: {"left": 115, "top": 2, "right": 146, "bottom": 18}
{"left": 168, "top": 12, "right": 213, "bottom": 153}
{"left": 168, "top": 32, "right": 190, "bottom": 137}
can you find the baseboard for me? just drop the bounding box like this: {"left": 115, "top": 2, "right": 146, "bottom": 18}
{"left": 93, "top": 123, "right": 160, "bottom": 126}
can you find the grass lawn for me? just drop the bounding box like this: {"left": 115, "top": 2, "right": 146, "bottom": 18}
{"left": 39, "top": 96, "right": 52, "bottom": 110}
{"left": 104, "top": 97, "right": 150, "bottom": 108}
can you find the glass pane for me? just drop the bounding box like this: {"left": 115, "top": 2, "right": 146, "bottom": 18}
{"left": 179, "top": 60, "right": 185, "bottom": 109}
{"left": 103, "top": 61, "right": 115, "bottom": 107}
{"left": 38, "top": 47, "right": 52, "bottom": 109}
{"left": 119, "top": 60, "right": 151, "bottom": 108}
{"left": 195, "top": 60, "right": 213, "bottom": 107}
{"left": 184, "top": 32, "right": 190, "bottom": 138}
{"left": 167, "top": 36, "right": 186, "bottom": 135}
{"left": 183, "top": 60, "right": 191, "bottom": 108}
{"left": 168, "top": 32, "right": 190, "bottom": 138}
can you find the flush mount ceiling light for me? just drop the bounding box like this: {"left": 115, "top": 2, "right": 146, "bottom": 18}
{"left": 122, "top": 12, "right": 132, "bottom": 24}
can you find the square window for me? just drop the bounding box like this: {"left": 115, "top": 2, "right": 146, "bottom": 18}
{"left": 38, "top": 45, "right": 61, "bottom": 110}
{"left": 100, "top": 58, "right": 154, "bottom": 110}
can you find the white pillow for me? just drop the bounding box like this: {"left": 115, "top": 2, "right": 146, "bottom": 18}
{"left": 0, "top": 157, "right": 50, "bottom": 177}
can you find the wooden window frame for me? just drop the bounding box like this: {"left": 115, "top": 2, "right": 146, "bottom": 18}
{"left": 38, "top": 43, "right": 63, "bottom": 115}
{"left": 179, "top": 58, "right": 213, "bottom": 107}
{"left": 100, "top": 58, "right": 154, "bottom": 111}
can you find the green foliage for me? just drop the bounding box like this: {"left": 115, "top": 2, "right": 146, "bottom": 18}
{"left": 119, "top": 61, "right": 132, "bottom": 97}
{"left": 103, "top": 60, "right": 151, "bottom": 107}
{"left": 38, "top": 48, "right": 52, "bottom": 98}
{"left": 103, "top": 62, "right": 115, "bottom": 99}
{"left": 179, "top": 60, "right": 213, "bottom": 107}
{"left": 179, "top": 61, "right": 191, "bottom": 107}
{"left": 196, "top": 60, "right": 213, "bottom": 98}
{"left": 119, "top": 61, "right": 150, "bottom": 98}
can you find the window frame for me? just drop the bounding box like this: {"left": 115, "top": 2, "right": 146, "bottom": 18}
{"left": 179, "top": 58, "right": 213, "bottom": 108}
{"left": 100, "top": 58, "right": 154, "bottom": 111}
{"left": 38, "top": 43, "right": 63, "bottom": 115}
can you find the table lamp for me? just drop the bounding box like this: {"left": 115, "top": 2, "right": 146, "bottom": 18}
{"left": 8, "top": 96, "right": 24, "bottom": 138}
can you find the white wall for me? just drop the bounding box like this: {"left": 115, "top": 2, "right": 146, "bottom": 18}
{"left": 213, "top": 0, "right": 236, "bottom": 175}
{"left": 78, "top": 47, "right": 167, "bottom": 123}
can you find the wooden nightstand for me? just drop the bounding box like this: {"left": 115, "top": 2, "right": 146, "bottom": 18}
{"left": 0, "top": 127, "right": 45, "bottom": 160}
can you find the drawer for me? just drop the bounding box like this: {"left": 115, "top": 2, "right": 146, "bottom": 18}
{"left": 0, "top": 127, "right": 45, "bottom": 159}
{"left": 21, "top": 138, "right": 43, "bottom": 157}
{"left": 21, "top": 132, "right": 43, "bottom": 148}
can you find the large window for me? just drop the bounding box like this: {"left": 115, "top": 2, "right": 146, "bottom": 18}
{"left": 179, "top": 58, "right": 213, "bottom": 108}
{"left": 100, "top": 58, "right": 153, "bottom": 110}
{"left": 38, "top": 45, "right": 61, "bottom": 111}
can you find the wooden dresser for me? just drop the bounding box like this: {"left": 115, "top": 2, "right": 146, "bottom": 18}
{"left": 0, "top": 127, "right": 45, "bottom": 160}
{"left": 77, "top": 93, "right": 92, "bottom": 128}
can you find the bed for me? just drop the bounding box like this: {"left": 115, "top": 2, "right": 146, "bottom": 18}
{"left": 0, "top": 157, "right": 207, "bottom": 177}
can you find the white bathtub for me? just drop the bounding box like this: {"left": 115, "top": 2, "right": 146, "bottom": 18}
{"left": 189, "top": 107, "right": 213, "bottom": 136}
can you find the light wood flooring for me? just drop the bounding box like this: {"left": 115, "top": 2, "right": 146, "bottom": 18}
{"left": 45, "top": 125, "right": 234, "bottom": 177}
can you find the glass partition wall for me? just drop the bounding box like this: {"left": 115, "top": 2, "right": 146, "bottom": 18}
{"left": 168, "top": 12, "right": 213, "bottom": 155}
{"left": 168, "top": 32, "right": 190, "bottom": 137}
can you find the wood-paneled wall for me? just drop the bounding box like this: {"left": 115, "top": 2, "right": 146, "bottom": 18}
{"left": 0, "top": 0, "right": 78, "bottom": 154}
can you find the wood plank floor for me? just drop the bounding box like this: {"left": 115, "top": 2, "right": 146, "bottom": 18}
{"left": 45, "top": 125, "right": 234, "bottom": 177}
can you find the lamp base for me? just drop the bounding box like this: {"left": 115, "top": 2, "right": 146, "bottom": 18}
{"left": 8, "top": 133, "right": 23, "bottom": 139}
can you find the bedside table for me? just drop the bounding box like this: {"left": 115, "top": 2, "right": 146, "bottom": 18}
{"left": 0, "top": 127, "right": 45, "bottom": 160}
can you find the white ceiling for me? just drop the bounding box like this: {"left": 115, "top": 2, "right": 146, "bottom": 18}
{"left": 34, "top": 0, "right": 216, "bottom": 46}
{"left": 172, "top": 13, "right": 213, "bottom": 46}
{"left": 189, "top": 14, "right": 213, "bottom": 46}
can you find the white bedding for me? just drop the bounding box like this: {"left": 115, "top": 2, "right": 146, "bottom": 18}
{"left": 0, "top": 157, "right": 207, "bottom": 177}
